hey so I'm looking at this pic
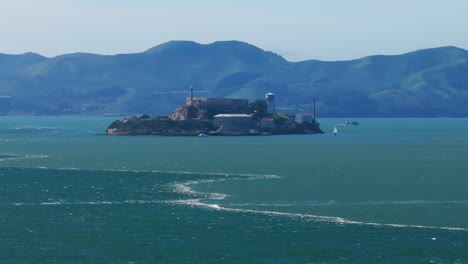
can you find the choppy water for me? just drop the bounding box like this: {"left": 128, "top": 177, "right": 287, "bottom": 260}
{"left": 0, "top": 116, "right": 467, "bottom": 263}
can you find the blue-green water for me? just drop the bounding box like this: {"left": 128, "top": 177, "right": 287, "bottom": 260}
{"left": 0, "top": 116, "right": 467, "bottom": 263}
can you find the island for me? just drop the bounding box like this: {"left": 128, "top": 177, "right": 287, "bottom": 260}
{"left": 106, "top": 89, "right": 323, "bottom": 136}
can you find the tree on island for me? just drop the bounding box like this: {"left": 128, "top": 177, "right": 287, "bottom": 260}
{"left": 273, "top": 113, "right": 289, "bottom": 127}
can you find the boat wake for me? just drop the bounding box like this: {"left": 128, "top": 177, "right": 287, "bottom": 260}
{"left": 172, "top": 199, "right": 468, "bottom": 232}
{"left": 1, "top": 166, "right": 466, "bottom": 232}
{"left": 0, "top": 153, "right": 49, "bottom": 162}
{"left": 223, "top": 200, "right": 468, "bottom": 207}
{"left": 169, "top": 174, "right": 468, "bottom": 232}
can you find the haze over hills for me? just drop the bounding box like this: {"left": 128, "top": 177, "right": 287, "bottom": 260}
{"left": 0, "top": 41, "right": 467, "bottom": 117}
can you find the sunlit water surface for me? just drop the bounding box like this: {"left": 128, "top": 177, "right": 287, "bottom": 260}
{"left": 0, "top": 116, "right": 467, "bottom": 263}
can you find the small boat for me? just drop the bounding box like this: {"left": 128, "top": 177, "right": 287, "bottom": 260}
{"left": 333, "top": 127, "right": 338, "bottom": 136}
{"left": 198, "top": 133, "right": 209, "bottom": 137}
{"left": 345, "top": 120, "right": 359, "bottom": 125}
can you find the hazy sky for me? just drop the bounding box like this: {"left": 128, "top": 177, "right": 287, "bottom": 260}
{"left": 1, "top": 0, "right": 467, "bottom": 61}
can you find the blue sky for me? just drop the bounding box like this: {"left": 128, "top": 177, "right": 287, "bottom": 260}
{"left": 1, "top": 0, "right": 467, "bottom": 61}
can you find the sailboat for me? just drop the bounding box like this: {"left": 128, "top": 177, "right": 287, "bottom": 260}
{"left": 333, "top": 126, "right": 338, "bottom": 136}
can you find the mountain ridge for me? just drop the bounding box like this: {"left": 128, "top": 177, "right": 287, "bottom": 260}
{"left": 0, "top": 41, "right": 467, "bottom": 117}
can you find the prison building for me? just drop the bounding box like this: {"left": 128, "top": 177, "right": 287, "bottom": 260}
{"left": 187, "top": 97, "right": 249, "bottom": 114}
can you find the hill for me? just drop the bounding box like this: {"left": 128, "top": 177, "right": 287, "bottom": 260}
{"left": 0, "top": 41, "right": 467, "bottom": 117}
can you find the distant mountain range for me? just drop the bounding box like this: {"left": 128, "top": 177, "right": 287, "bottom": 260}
{"left": 1, "top": 41, "right": 467, "bottom": 117}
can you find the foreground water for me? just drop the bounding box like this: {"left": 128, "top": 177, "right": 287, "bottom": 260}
{"left": 0, "top": 116, "right": 467, "bottom": 263}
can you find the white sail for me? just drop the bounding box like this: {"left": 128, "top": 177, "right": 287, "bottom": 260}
{"left": 333, "top": 127, "right": 338, "bottom": 135}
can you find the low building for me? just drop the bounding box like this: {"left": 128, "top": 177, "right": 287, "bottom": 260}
{"left": 213, "top": 114, "right": 252, "bottom": 134}
{"left": 295, "top": 113, "right": 315, "bottom": 124}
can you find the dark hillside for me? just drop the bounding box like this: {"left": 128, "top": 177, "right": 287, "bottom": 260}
{"left": 0, "top": 42, "right": 467, "bottom": 116}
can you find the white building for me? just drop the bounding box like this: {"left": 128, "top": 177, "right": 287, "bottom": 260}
{"left": 295, "top": 113, "right": 315, "bottom": 124}
{"left": 213, "top": 114, "right": 252, "bottom": 134}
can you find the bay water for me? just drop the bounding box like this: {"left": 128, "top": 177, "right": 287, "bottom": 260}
{"left": 0, "top": 116, "right": 467, "bottom": 263}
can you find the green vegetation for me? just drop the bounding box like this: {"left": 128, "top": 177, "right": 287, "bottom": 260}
{"left": 272, "top": 113, "right": 289, "bottom": 126}
{"left": 1, "top": 41, "right": 468, "bottom": 117}
{"left": 108, "top": 116, "right": 213, "bottom": 136}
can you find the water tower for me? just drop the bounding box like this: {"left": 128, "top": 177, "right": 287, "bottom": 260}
{"left": 265, "top": 92, "right": 276, "bottom": 114}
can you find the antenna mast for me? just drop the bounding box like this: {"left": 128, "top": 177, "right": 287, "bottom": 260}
{"left": 313, "top": 97, "right": 316, "bottom": 121}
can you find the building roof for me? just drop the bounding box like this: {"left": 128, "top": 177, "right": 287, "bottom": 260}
{"left": 214, "top": 114, "right": 252, "bottom": 118}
